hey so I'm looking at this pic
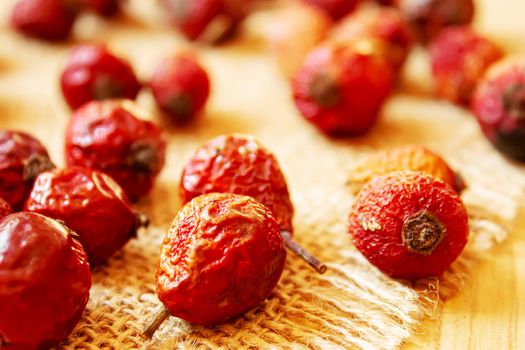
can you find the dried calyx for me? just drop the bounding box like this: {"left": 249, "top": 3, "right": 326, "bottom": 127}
{"left": 309, "top": 73, "right": 340, "bottom": 107}
{"left": 166, "top": 94, "right": 193, "bottom": 122}
{"left": 93, "top": 76, "right": 123, "bottom": 100}
{"left": 401, "top": 210, "right": 446, "bottom": 255}
{"left": 23, "top": 154, "right": 55, "bottom": 182}
{"left": 503, "top": 84, "right": 525, "bottom": 119}
{"left": 128, "top": 142, "right": 159, "bottom": 173}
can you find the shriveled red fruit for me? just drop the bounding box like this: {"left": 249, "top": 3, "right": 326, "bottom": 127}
{"left": 0, "top": 198, "right": 13, "bottom": 220}
{"left": 472, "top": 59, "right": 525, "bottom": 161}
{"left": 65, "top": 100, "right": 166, "bottom": 201}
{"left": 180, "top": 134, "right": 293, "bottom": 232}
{"left": 349, "top": 171, "right": 469, "bottom": 280}
{"left": 0, "top": 130, "right": 55, "bottom": 211}
{"left": 60, "top": 44, "right": 142, "bottom": 110}
{"left": 265, "top": 3, "right": 332, "bottom": 78}
{"left": 302, "top": 0, "right": 358, "bottom": 20}
{"left": 148, "top": 53, "right": 210, "bottom": 124}
{"left": 396, "top": 0, "right": 475, "bottom": 43}
{"left": 25, "top": 167, "right": 148, "bottom": 265}
{"left": 331, "top": 6, "right": 413, "bottom": 70}
{"left": 10, "top": 0, "right": 78, "bottom": 41}
{"left": 0, "top": 212, "right": 91, "bottom": 349}
{"left": 156, "top": 193, "right": 286, "bottom": 326}
{"left": 430, "top": 26, "right": 503, "bottom": 105}
{"left": 292, "top": 43, "right": 394, "bottom": 136}
{"left": 79, "top": 0, "right": 121, "bottom": 16}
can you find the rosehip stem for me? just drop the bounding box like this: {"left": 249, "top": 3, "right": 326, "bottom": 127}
{"left": 280, "top": 230, "right": 327, "bottom": 274}
{"left": 141, "top": 305, "right": 171, "bottom": 339}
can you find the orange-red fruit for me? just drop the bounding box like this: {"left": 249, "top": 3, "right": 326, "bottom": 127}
{"left": 156, "top": 193, "right": 286, "bottom": 326}
{"left": 179, "top": 134, "right": 294, "bottom": 233}
{"left": 349, "top": 171, "right": 469, "bottom": 280}
{"left": 430, "top": 26, "right": 503, "bottom": 105}
{"left": 292, "top": 43, "right": 394, "bottom": 136}
{"left": 349, "top": 145, "right": 464, "bottom": 194}
{"left": 302, "top": 0, "right": 358, "bottom": 20}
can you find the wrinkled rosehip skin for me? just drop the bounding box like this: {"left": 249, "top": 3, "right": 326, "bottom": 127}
{"left": 156, "top": 193, "right": 286, "bottom": 326}
{"left": 60, "top": 44, "right": 142, "bottom": 110}
{"left": 180, "top": 135, "right": 294, "bottom": 232}
{"left": 149, "top": 53, "right": 210, "bottom": 124}
{"left": 0, "top": 198, "right": 13, "bottom": 220}
{"left": 0, "top": 130, "right": 55, "bottom": 211}
{"left": 25, "top": 167, "right": 140, "bottom": 265}
{"left": 80, "top": 0, "right": 120, "bottom": 16}
{"left": 332, "top": 7, "right": 413, "bottom": 70}
{"left": 430, "top": 26, "right": 502, "bottom": 105}
{"left": 350, "top": 145, "right": 463, "bottom": 194}
{"left": 472, "top": 60, "right": 525, "bottom": 160}
{"left": 293, "top": 44, "right": 394, "bottom": 136}
{"left": 303, "top": 0, "right": 358, "bottom": 20}
{"left": 65, "top": 100, "right": 166, "bottom": 201}
{"left": 0, "top": 212, "right": 91, "bottom": 349}
{"left": 396, "top": 0, "right": 475, "bottom": 43}
{"left": 349, "top": 171, "right": 469, "bottom": 280}
{"left": 10, "top": 0, "right": 77, "bottom": 41}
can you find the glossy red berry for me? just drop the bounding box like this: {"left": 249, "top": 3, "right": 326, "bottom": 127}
{"left": 60, "top": 44, "right": 142, "bottom": 110}
{"left": 0, "top": 130, "right": 55, "bottom": 211}
{"left": 332, "top": 7, "right": 413, "bottom": 70}
{"left": 292, "top": 43, "right": 394, "bottom": 136}
{"left": 472, "top": 59, "right": 525, "bottom": 161}
{"left": 430, "top": 26, "right": 502, "bottom": 105}
{"left": 0, "top": 198, "right": 13, "bottom": 220}
{"left": 79, "top": 0, "right": 120, "bottom": 16}
{"left": 65, "top": 100, "right": 166, "bottom": 201}
{"left": 180, "top": 134, "right": 294, "bottom": 232}
{"left": 349, "top": 171, "right": 469, "bottom": 280}
{"left": 10, "top": 0, "right": 78, "bottom": 41}
{"left": 302, "top": 0, "right": 359, "bottom": 20}
{"left": 156, "top": 193, "right": 286, "bottom": 326}
{"left": 396, "top": 0, "right": 475, "bottom": 43}
{"left": 0, "top": 212, "right": 91, "bottom": 349}
{"left": 149, "top": 53, "right": 210, "bottom": 124}
{"left": 25, "top": 167, "right": 148, "bottom": 265}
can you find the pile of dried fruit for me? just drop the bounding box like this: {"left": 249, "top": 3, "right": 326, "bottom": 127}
{"left": 1, "top": 0, "right": 524, "bottom": 348}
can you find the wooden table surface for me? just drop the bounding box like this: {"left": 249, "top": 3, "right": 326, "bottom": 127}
{"left": 0, "top": 0, "right": 524, "bottom": 349}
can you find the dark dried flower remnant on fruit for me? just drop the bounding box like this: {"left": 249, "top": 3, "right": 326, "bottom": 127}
{"left": 402, "top": 210, "right": 446, "bottom": 255}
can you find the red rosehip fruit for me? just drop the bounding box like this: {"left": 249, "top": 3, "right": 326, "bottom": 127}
{"left": 10, "top": 0, "right": 78, "bottom": 41}
{"left": 25, "top": 167, "right": 148, "bottom": 265}
{"left": 0, "top": 212, "right": 91, "bottom": 349}
{"left": 148, "top": 53, "right": 210, "bottom": 124}
{"left": 292, "top": 43, "right": 394, "bottom": 136}
{"left": 60, "top": 44, "right": 142, "bottom": 110}
{"left": 472, "top": 59, "right": 525, "bottom": 161}
{"left": 65, "top": 100, "right": 166, "bottom": 201}
{"left": 332, "top": 6, "right": 413, "bottom": 70}
{"left": 180, "top": 134, "right": 294, "bottom": 232}
{"left": 396, "top": 0, "right": 475, "bottom": 43}
{"left": 79, "top": 0, "right": 121, "bottom": 16}
{"left": 302, "top": 0, "right": 358, "bottom": 20}
{"left": 349, "top": 171, "right": 469, "bottom": 280}
{"left": 0, "top": 130, "right": 55, "bottom": 211}
{"left": 430, "top": 26, "right": 503, "bottom": 105}
{"left": 156, "top": 193, "right": 286, "bottom": 326}
{"left": 0, "top": 198, "right": 13, "bottom": 220}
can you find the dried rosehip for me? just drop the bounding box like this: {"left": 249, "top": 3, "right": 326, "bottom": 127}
{"left": 430, "top": 26, "right": 503, "bottom": 105}
{"left": 0, "top": 130, "right": 55, "bottom": 211}
{"left": 472, "top": 59, "right": 525, "bottom": 161}
{"left": 331, "top": 6, "right": 413, "bottom": 70}
{"left": 349, "top": 145, "right": 465, "bottom": 195}
{"left": 154, "top": 193, "right": 286, "bottom": 327}
{"left": 0, "top": 198, "right": 13, "bottom": 220}
{"left": 60, "top": 44, "right": 142, "bottom": 110}
{"left": 265, "top": 3, "right": 332, "bottom": 78}
{"left": 0, "top": 212, "right": 91, "bottom": 349}
{"left": 10, "top": 0, "right": 78, "bottom": 41}
{"left": 79, "top": 0, "right": 121, "bottom": 16}
{"left": 25, "top": 167, "right": 148, "bottom": 265}
{"left": 302, "top": 0, "right": 358, "bottom": 20}
{"left": 349, "top": 171, "right": 469, "bottom": 280}
{"left": 148, "top": 53, "right": 210, "bottom": 124}
{"left": 65, "top": 100, "right": 166, "bottom": 201}
{"left": 180, "top": 134, "right": 326, "bottom": 273}
{"left": 292, "top": 43, "right": 394, "bottom": 136}
{"left": 396, "top": 0, "right": 475, "bottom": 43}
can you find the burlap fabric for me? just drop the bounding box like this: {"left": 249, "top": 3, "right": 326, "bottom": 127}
{"left": 1, "top": 1, "right": 524, "bottom": 349}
